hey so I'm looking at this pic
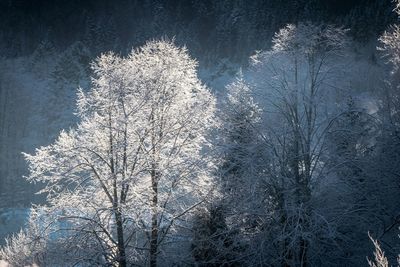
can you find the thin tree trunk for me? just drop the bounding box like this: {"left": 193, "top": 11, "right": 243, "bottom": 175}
{"left": 150, "top": 106, "right": 159, "bottom": 267}
{"left": 109, "top": 111, "right": 127, "bottom": 267}
{"left": 115, "top": 208, "right": 127, "bottom": 267}
{"left": 150, "top": 164, "right": 158, "bottom": 267}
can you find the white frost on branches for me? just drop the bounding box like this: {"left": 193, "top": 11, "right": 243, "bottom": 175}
{"left": 5, "top": 40, "right": 217, "bottom": 266}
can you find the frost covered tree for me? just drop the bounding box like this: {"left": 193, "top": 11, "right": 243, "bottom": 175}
{"left": 379, "top": 0, "right": 400, "bottom": 73}
{"left": 189, "top": 73, "right": 259, "bottom": 266}
{"left": 247, "top": 23, "right": 349, "bottom": 266}
{"left": 7, "top": 40, "right": 216, "bottom": 266}
{"left": 219, "top": 72, "right": 261, "bottom": 207}
{"left": 378, "top": 0, "right": 400, "bottom": 133}
{"left": 358, "top": 2, "right": 400, "bottom": 262}
{"left": 0, "top": 208, "right": 50, "bottom": 266}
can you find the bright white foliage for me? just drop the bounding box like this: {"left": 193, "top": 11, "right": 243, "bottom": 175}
{"left": 379, "top": 25, "right": 400, "bottom": 72}
{"left": 0, "top": 208, "right": 48, "bottom": 266}
{"left": 378, "top": 0, "right": 400, "bottom": 72}
{"left": 17, "top": 40, "right": 216, "bottom": 265}
{"left": 367, "top": 234, "right": 390, "bottom": 267}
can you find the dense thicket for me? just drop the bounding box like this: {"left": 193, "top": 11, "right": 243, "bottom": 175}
{"left": 0, "top": 0, "right": 396, "bottom": 62}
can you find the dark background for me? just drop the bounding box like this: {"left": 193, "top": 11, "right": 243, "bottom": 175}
{"left": 0, "top": 0, "right": 396, "bottom": 62}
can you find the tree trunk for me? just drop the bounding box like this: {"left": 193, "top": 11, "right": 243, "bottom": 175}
{"left": 109, "top": 110, "right": 127, "bottom": 267}
{"left": 150, "top": 165, "right": 158, "bottom": 267}
{"left": 115, "top": 209, "right": 127, "bottom": 267}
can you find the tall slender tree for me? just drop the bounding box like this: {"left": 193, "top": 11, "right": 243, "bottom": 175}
{"left": 248, "top": 23, "right": 348, "bottom": 266}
